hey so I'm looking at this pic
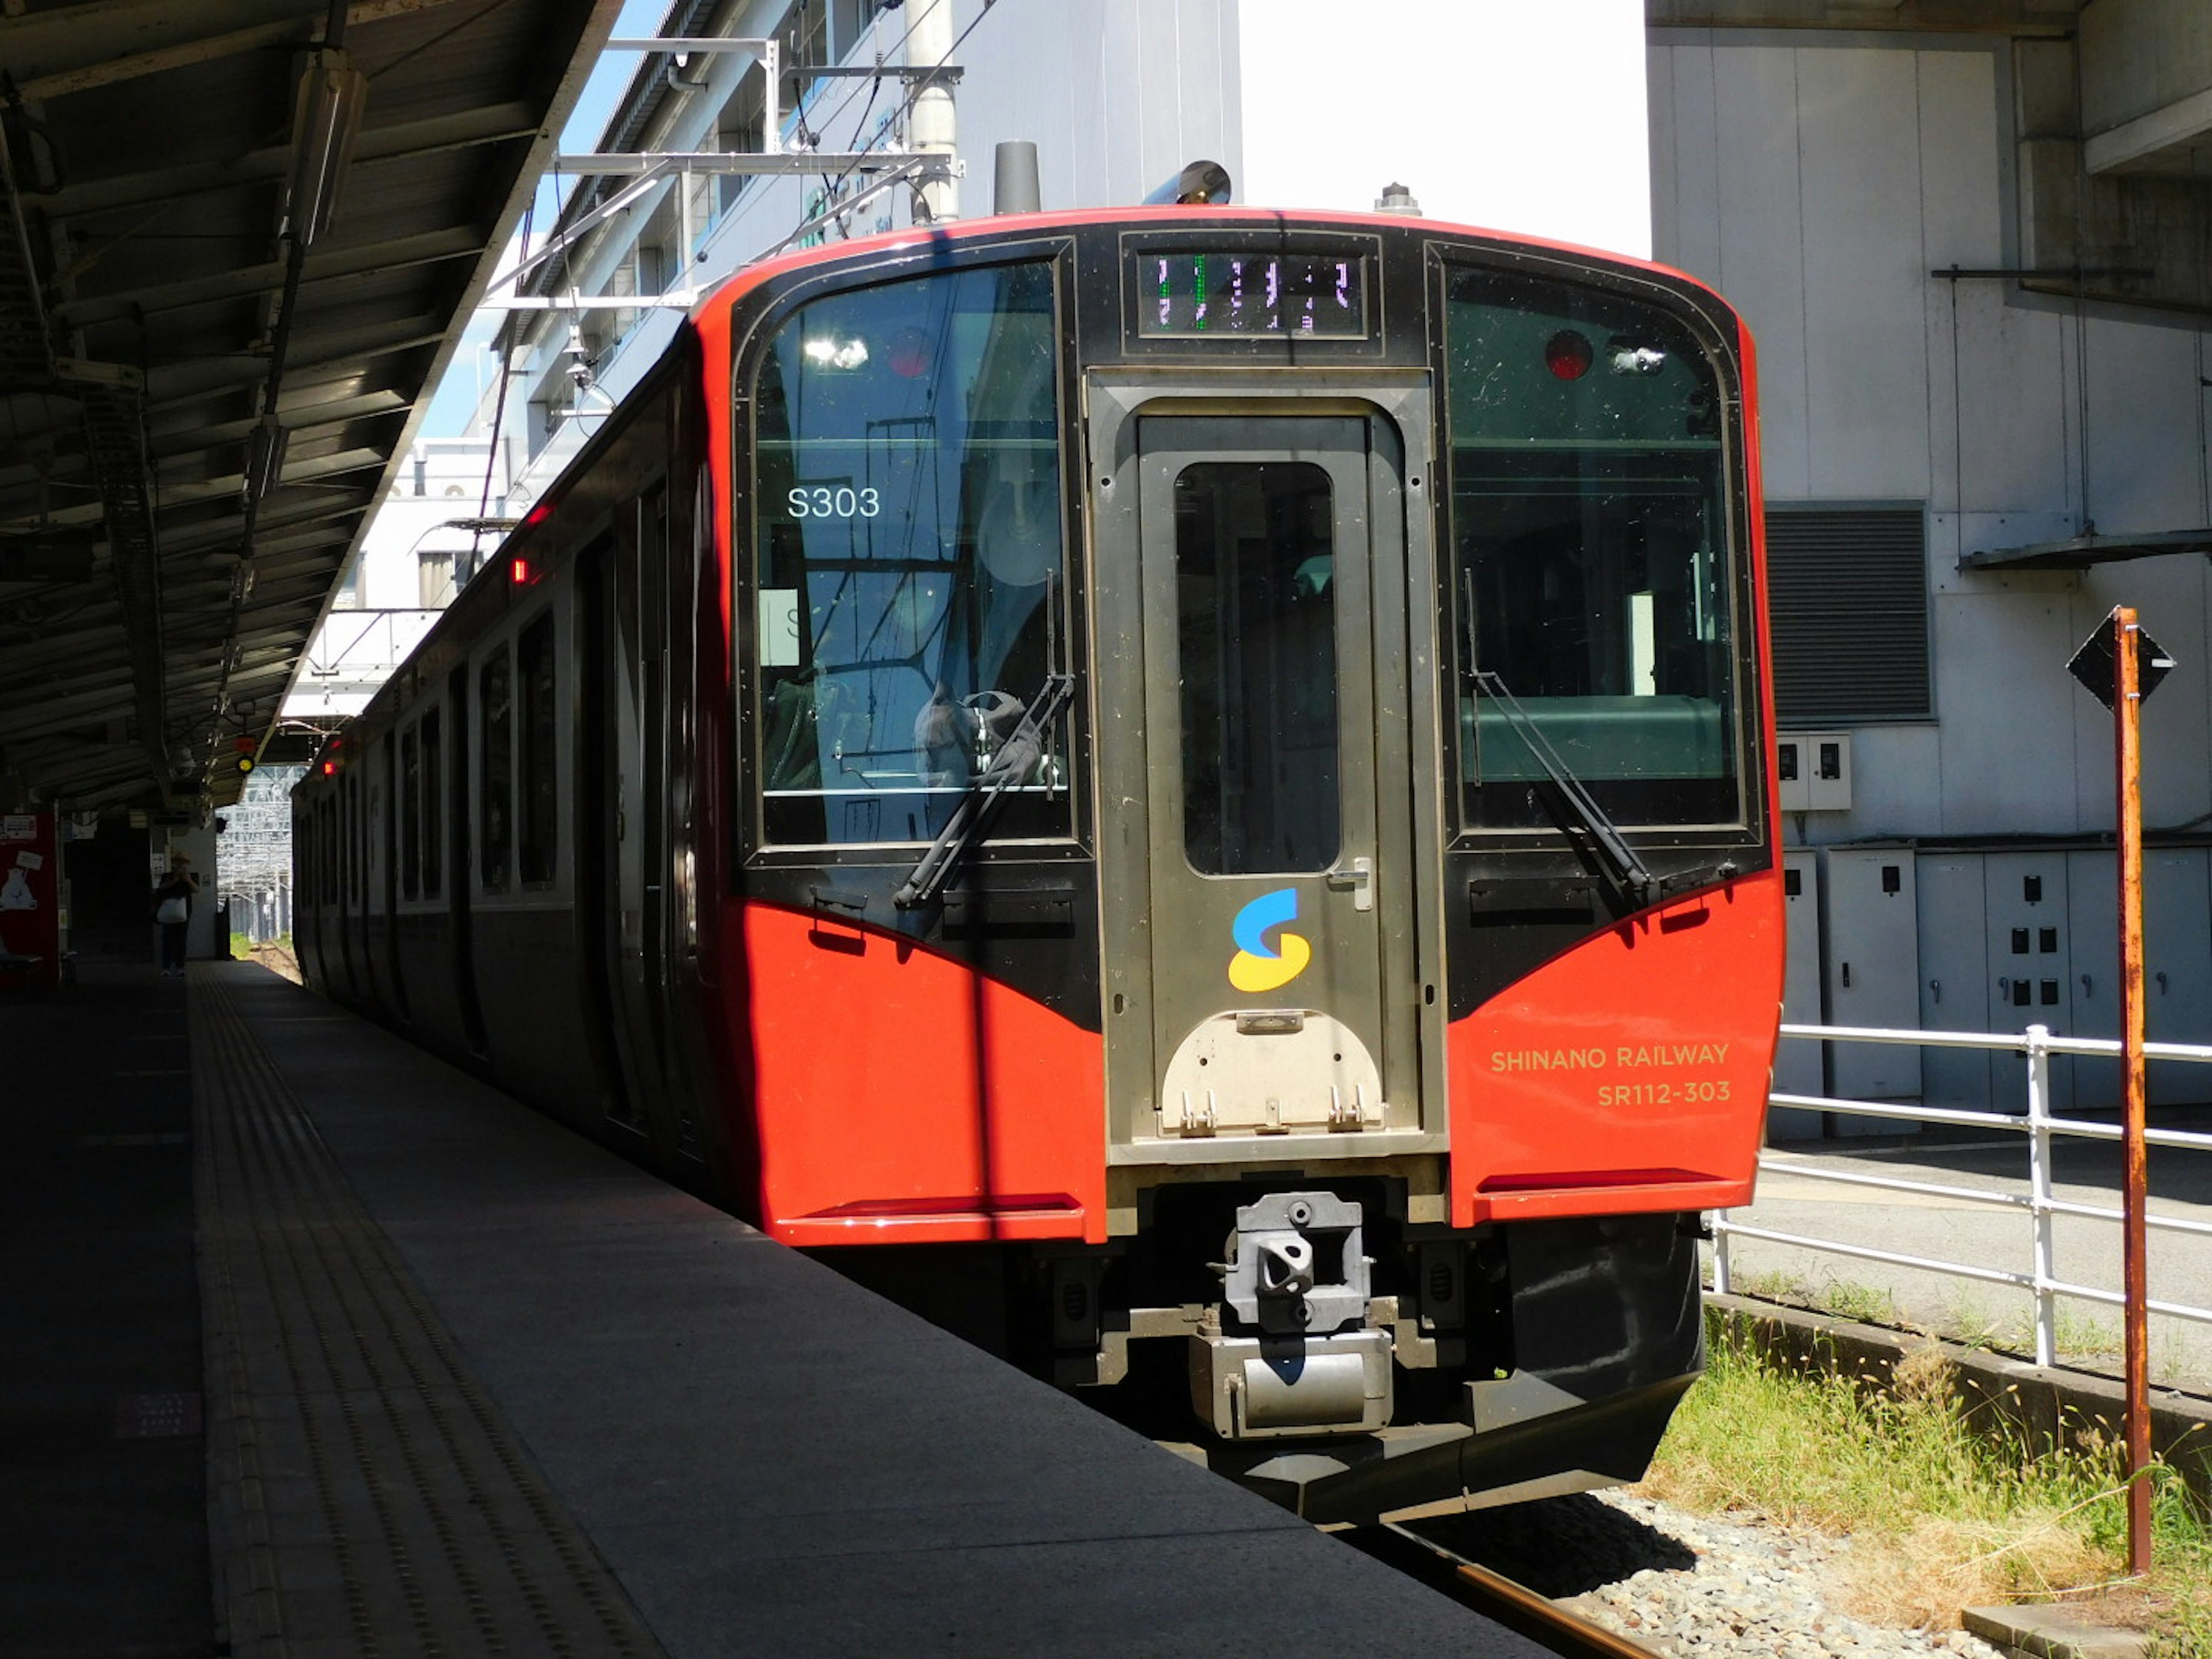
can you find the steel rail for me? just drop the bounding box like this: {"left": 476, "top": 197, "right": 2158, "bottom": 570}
{"left": 1377, "top": 1523, "right": 1662, "bottom": 1659}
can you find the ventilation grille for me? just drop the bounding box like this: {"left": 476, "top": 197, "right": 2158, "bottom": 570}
{"left": 1765, "top": 507, "right": 1930, "bottom": 721}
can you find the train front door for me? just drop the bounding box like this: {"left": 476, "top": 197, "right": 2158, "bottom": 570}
{"left": 1101, "top": 409, "right": 1428, "bottom": 1153}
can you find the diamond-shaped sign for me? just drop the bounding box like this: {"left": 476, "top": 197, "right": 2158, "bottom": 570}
{"left": 2069, "top": 612, "right": 2175, "bottom": 712}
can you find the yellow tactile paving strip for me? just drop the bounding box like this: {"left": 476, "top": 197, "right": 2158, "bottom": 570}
{"left": 190, "top": 966, "right": 666, "bottom": 1659}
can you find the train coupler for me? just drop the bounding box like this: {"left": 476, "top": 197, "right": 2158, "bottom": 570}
{"left": 1190, "top": 1327, "right": 1393, "bottom": 1438}
{"left": 1191, "top": 1191, "right": 1390, "bottom": 1438}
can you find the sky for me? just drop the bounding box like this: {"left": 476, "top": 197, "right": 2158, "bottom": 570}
{"left": 417, "top": 0, "right": 668, "bottom": 437}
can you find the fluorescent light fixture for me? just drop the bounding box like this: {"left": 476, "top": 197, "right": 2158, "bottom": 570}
{"left": 244, "top": 416, "right": 289, "bottom": 501}
{"left": 286, "top": 50, "right": 367, "bottom": 247}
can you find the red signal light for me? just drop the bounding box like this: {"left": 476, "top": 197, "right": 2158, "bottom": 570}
{"left": 1545, "top": 329, "right": 1594, "bottom": 381}
{"left": 888, "top": 327, "right": 931, "bottom": 378}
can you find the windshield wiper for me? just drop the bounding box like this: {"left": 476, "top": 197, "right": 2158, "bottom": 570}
{"left": 1473, "top": 668, "right": 1657, "bottom": 907}
{"left": 894, "top": 673, "right": 1075, "bottom": 910}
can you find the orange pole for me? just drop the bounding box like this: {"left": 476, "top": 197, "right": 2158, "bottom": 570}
{"left": 2114, "top": 605, "right": 2153, "bottom": 1577}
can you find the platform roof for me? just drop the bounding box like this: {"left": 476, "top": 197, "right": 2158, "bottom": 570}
{"left": 0, "top": 0, "right": 618, "bottom": 814}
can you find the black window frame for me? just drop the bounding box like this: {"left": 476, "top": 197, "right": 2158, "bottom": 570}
{"left": 399, "top": 722, "right": 421, "bottom": 900}
{"left": 421, "top": 706, "right": 444, "bottom": 897}
{"left": 1431, "top": 248, "right": 1764, "bottom": 846}
{"left": 479, "top": 643, "right": 514, "bottom": 891}
{"left": 516, "top": 612, "right": 559, "bottom": 886}
{"left": 733, "top": 241, "right": 1090, "bottom": 866}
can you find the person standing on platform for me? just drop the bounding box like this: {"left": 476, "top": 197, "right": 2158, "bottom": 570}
{"left": 152, "top": 853, "right": 198, "bottom": 978}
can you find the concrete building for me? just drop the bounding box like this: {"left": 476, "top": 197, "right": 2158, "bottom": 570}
{"left": 1646, "top": 2, "right": 2212, "bottom": 1121}
{"left": 335, "top": 0, "right": 2212, "bottom": 1119}
{"left": 282, "top": 437, "right": 515, "bottom": 723}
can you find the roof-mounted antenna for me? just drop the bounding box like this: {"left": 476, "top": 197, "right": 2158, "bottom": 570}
{"left": 1373, "top": 181, "right": 1422, "bottom": 216}
{"left": 994, "top": 141, "right": 1041, "bottom": 215}
{"left": 1143, "top": 160, "right": 1232, "bottom": 207}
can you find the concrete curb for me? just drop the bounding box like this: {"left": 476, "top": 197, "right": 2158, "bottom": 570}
{"left": 1961, "top": 1604, "right": 2149, "bottom": 1659}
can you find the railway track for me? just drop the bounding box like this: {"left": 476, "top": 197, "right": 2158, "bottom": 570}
{"left": 1354, "top": 1519, "right": 1665, "bottom": 1658}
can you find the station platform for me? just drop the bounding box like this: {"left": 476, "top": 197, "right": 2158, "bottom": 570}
{"left": 2, "top": 960, "right": 1548, "bottom": 1657}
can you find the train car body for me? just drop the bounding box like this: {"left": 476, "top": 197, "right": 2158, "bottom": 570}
{"left": 294, "top": 206, "right": 1781, "bottom": 1522}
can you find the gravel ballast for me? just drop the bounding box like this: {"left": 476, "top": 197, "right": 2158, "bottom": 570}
{"left": 1412, "top": 1490, "right": 2013, "bottom": 1659}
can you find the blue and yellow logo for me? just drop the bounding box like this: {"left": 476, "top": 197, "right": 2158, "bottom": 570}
{"left": 1229, "top": 888, "right": 1310, "bottom": 995}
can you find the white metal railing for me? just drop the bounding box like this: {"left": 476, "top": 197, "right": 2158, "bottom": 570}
{"left": 1713, "top": 1022, "right": 2212, "bottom": 1368}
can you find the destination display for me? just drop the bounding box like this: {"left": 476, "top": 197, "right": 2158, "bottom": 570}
{"left": 1135, "top": 250, "right": 1370, "bottom": 338}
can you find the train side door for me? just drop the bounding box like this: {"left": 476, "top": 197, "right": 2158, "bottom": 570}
{"left": 1104, "top": 411, "right": 1427, "bottom": 1151}
{"left": 593, "top": 487, "right": 680, "bottom": 1137}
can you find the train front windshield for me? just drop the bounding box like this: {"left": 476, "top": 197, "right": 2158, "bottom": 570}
{"left": 751, "top": 260, "right": 1071, "bottom": 848}
{"left": 1444, "top": 266, "right": 1743, "bottom": 831}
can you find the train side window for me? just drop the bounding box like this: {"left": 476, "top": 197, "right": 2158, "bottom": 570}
{"left": 480, "top": 645, "right": 513, "bottom": 890}
{"left": 399, "top": 723, "right": 421, "bottom": 900}
{"left": 749, "top": 257, "right": 1073, "bottom": 848}
{"left": 421, "top": 707, "right": 444, "bottom": 896}
{"left": 1442, "top": 262, "right": 1740, "bottom": 832}
{"left": 368, "top": 774, "right": 384, "bottom": 903}
{"left": 517, "top": 615, "right": 558, "bottom": 883}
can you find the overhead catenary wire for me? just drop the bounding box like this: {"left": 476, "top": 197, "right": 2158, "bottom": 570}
{"left": 759, "top": 0, "right": 999, "bottom": 263}
{"left": 481, "top": 0, "right": 999, "bottom": 484}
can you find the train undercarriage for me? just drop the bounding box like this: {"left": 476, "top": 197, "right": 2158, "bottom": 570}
{"left": 815, "top": 1183, "right": 1707, "bottom": 1524}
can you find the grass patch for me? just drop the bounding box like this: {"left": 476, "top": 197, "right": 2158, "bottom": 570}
{"left": 1641, "top": 1320, "right": 2212, "bottom": 1652}
{"left": 1733, "top": 1277, "right": 2187, "bottom": 1382}
{"left": 1726, "top": 1268, "right": 1902, "bottom": 1330}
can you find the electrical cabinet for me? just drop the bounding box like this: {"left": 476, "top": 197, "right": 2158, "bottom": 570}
{"left": 2147, "top": 849, "right": 2212, "bottom": 1105}
{"left": 1777, "top": 732, "right": 1852, "bottom": 812}
{"left": 1916, "top": 851, "right": 1993, "bottom": 1111}
{"left": 2067, "top": 847, "right": 2212, "bottom": 1109}
{"left": 1820, "top": 844, "right": 1921, "bottom": 1130}
{"left": 2069, "top": 849, "right": 2119, "bottom": 1112}
{"left": 1983, "top": 851, "right": 2073, "bottom": 1112}
{"left": 1771, "top": 849, "right": 1824, "bottom": 1138}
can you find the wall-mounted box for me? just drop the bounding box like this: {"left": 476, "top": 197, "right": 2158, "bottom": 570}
{"left": 1820, "top": 844, "right": 1921, "bottom": 1132}
{"left": 1771, "top": 849, "right": 1825, "bottom": 1139}
{"left": 1777, "top": 732, "right": 1851, "bottom": 812}
{"left": 1918, "top": 851, "right": 1993, "bottom": 1112}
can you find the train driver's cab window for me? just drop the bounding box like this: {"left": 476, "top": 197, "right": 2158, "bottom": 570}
{"left": 751, "top": 259, "right": 1073, "bottom": 847}
{"left": 1443, "top": 266, "right": 1740, "bottom": 830}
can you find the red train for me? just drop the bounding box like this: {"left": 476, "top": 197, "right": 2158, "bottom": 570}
{"left": 294, "top": 203, "right": 1781, "bottom": 1521}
